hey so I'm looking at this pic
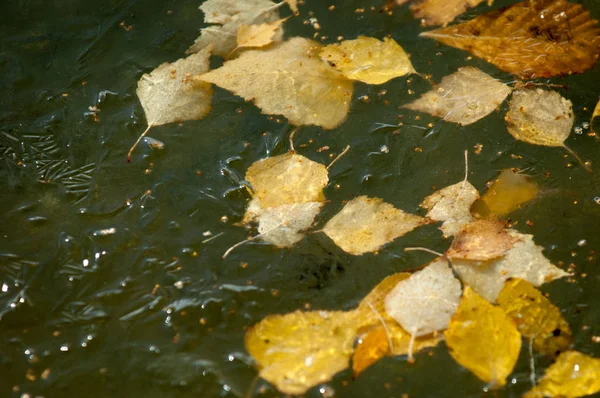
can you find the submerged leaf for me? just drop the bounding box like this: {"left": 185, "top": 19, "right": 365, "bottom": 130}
{"left": 505, "top": 88, "right": 573, "bottom": 147}
{"left": 187, "top": 0, "right": 283, "bottom": 57}
{"left": 255, "top": 201, "right": 324, "bottom": 247}
{"left": 497, "top": 278, "right": 572, "bottom": 357}
{"left": 446, "top": 219, "right": 518, "bottom": 261}
{"left": 524, "top": 351, "right": 600, "bottom": 398}
{"left": 137, "top": 45, "right": 213, "bottom": 128}
{"left": 410, "top": 0, "right": 490, "bottom": 27}
{"left": 198, "top": 38, "right": 353, "bottom": 129}
{"left": 385, "top": 258, "right": 461, "bottom": 337}
{"left": 421, "top": 181, "right": 480, "bottom": 237}
{"left": 452, "top": 230, "right": 570, "bottom": 302}
{"left": 471, "top": 169, "right": 539, "bottom": 219}
{"left": 420, "top": 0, "right": 600, "bottom": 79}
{"left": 445, "top": 287, "right": 521, "bottom": 387}
{"left": 403, "top": 67, "right": 512, "bottom": 125}
{"left": 323, "top": 196, "right": 425, "bottom": 255}
{"left": 245, "top": 310, "right": 357, "bottom": 395}
{"left": 246, "top": 152, "right": 328, "bottom": 208}
{"left": 320, "top": 36, "right": 415, "bottom": 84}
{"left": 235, "top": 18, "right": 287, "bottom": 51}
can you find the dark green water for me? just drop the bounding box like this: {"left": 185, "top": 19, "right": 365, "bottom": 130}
{"left": 2, "top": 0, "right": 600, "bottom": 397}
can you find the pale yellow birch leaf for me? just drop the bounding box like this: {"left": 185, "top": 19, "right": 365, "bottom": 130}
{"left": 236, "top": 18, "right": 288, "bottom": 51}
{"left": 421, "top": 181, "right": 480, "bottom": 237}
{"left": 446, "top": 219, "right": 519, "bottom": 261}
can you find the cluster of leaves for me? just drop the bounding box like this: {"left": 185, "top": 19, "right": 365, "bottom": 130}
{"left": 128, "top": 0, "right": 600, "bottom": 396}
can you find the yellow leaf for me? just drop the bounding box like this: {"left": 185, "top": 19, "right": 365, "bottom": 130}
{"left": 320, "top": 36, "right": 415, "bottom": 85}
{"left": 452, "top": 230, "right": 570, "bottom": 302}
{"left": 404, "top": 67, "right": 512, "bottom": 126}
{"left": 524, "top": 351, "right": 600, "bottom": 398}
{"left": 245, "top": 310, "right": 358, "bottom": 395}
{"left": 285, "top": 0, "right": 298, "bottom": 13}
{"left": 352, "top": 325, "right": 391, "bottom": 377}
{"left": 357, "top": 272, "right": 410, "bottom": 327}
{"left": 323, "top": 196, "right": 425, "bottom": 255}
{"left": 410, "top": 0, "right": 490, "bottom": 27}
{"left": 246, "top": 153, "right": 328, "bottom": 208}
{"left": 497, "top": 278, "right": 572, "bottom": 357}
{"left": 420, "top": 0, "right": 600, "bottom": 79}
{"left": 198, "top": 38, "right": 353, "bottom": 129}
{"left": 471, "top": 169, "right": 539, "bottom": 219}
{"left": 236, "top": 18, "right": 288, "bottom": 50}
{"left": 421, "top": 180, "right": 480, "bottom": 237}
{"left": 444, "top": 286, "right": 521, "bottom": 387}
{"left": 591, "top": 97, "right": 600, "bottom": 134}
{"left": 187, "top": 0, "right": 283, "bottom": 57}
{"left": 446, "top": 219, "right": 518, "bottom": 261}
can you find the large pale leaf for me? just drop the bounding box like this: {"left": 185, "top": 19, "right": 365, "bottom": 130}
{"left": 323, "top": 196, "right": 425, "bottom": 255}
{"left": 403, "top": 67, "right": 512, "bottom": 125}
{"left": 385, "top": 258, "right": 461, "bottom": 336}
{"left": 446, "top": 219, "right": 518, "bottom": 261}
{"left": 187, "top": 0, "right": 283, "bottom": 57}
{"left": 136, "top": 45, "right": 213, "bottom": 128}
{"left": 198, "top": 38, "right": 354, "bottom": 129}
{"left": 445, "top": 286, "right": 521, "bottom": 387}
{"left": 357, "top": 272, "right": 411, "bottom": 329}
{"left": 471, "top": 169, "right": 539, "bottom": 219}
{"left": 245, "top": 310, "right": 358, "bottom": 395}
{"left": 246, "top": 152, "right": 328, "bottom": 208}
{"left": 524, "top": 351, "right": 600, "bottom": 398}
{"left": 420, "top": 0, "right": 600, "bottom": 79}
{"left": 319, "top": 36, "right": 415, "bottom": 84}
{"left": 255, "top": 201, "right": 324, "bottom": 247}
{"left": 421, "top": 181, "right": 480, "bottom": 237}
{"left": 497, "top": 278, "right": 572, "bottom": 357}
{"left": 452, "top": 230, "right": 570, "bottom": 302}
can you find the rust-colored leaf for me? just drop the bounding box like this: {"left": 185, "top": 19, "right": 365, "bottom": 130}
{"left": 446, "top": 219, "right": 518, "bottom": 261}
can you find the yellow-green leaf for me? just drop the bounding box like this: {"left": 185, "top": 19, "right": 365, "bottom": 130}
{"left": 497, "top": 278, "right": 572, "bottom": 357}
{"left": 320, "top": 36, "right": 415, "bottom": 85}
{"left": 445, "top": 286, "right": 521, "bottom": 387}
{"left": 524, "top": 351, "right": 600, "bottom": 398}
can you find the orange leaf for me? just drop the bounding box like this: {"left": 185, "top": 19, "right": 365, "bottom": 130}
{"left": 352, "top": 326, "right": 391, "bottom": 377}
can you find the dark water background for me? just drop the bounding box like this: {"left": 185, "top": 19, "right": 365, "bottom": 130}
{"left": 2, "top": 0, "right": 600, "bottom": 396}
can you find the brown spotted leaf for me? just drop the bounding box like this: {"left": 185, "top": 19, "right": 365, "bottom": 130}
{"left": 410, "top": 0, "right": 490, "bottom": 27}
{"left": 420, "top": 0, "right": 600, "bottom": 79}
{"left": 446, "top": 219, "right": 518, "bottom": 261}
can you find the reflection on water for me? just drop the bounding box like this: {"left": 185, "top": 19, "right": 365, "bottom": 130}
{"left": 1, "top": 0, "right": 600, "bottom": 397}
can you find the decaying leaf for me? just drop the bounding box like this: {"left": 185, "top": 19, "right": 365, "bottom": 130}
{"left": 471, "top": 169, "right": 539, "bottom": 219}
{"left": 254, "top": 201, "right": 324, "bottom": 247}
{"left": 420, "top": 0, "right": 600, "bottom": 79}
{"left": 234, "top": 18, "right": 288, "bottom": 54}
{"left": 446, "top": 219, "right": 518, "bottom": 261}
{"left": 385, "top": 258, "right": 461, "bottom": 337}
{"left": 198, "top": 38, "right": 353, "bottom": 129}
{"left": 497, "top": 278, "right": 572, "bottom": 357}
{"left": 403, "top": 67, "right": 512, "bottom": 125}
{"left": 246, "top": 152, "right": 328, "bottom": 208}
{"left": 410, "top": 0, "right": 490, "bottom": 27}
{"left": 319, "top": 37, "right": 416, "bottom": 84}
{"left": 130, "top": 45, "right": 213, "bottom": 161}
{"left": 323, "top": 196, "right": 425, "bottom": 255}
{"left": 524, "top": 351, "right": 600, "bottom": 398}
{"left": 452, "top": 230, "right": 570, "bottom": 302}
{"left": 421, "top": 181, "right": 480, "bottom": 237}
{"left": 187, "top": 0, "right": 283, "bottom": 57}
{"left": 245, "top": 310, "right": 358, "bottom": 395}
{"left": 445, "top": 286, "right": 521, "bottom": 387}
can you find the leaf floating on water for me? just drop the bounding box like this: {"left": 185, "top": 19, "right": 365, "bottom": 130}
{"left": 445, "top": 286, "right": 521, "bottom": 387}
{"left": 246, "top": 152, "right": 328, "bottom": 208}
{"left": 198, "top": 38, "right": 353, "bottom": 129}
{"left": 403, "top": 67, "right": 512, "bottom": 125}
{"left": 245, "top": 310, "right": 358, "bottom": 395}
{"left": 471, "top": 169, "right": 539, "bottom": 219}
{"left": 186, "top": 0, "right": 283, "bottom": 57}
{"left": 410, "top": 0, "right": 490, "bottom": 27}
{"left": 357, "top": 272, "right": 411, "bottom": 327}
{"left": 420, "top": 0, "right": 600, "bottom": 79}
{"left": 385, "top": 258, "right": 461, "bottom": 337}
{"left": 131, "top": 45, "right": 213, "bottom": 161}
{"left": 421, "top": 181, "right": 480, "bottom": 237}
{"left": 233, "top": 17, "right": 288, "bottom": 56}
{"left": 446, "top": 219, "right": 518, "bottom": 261}
{"left": 524, "top": 351, "right": 600, "bottom": 398}
{"left": 591, "top": 98, "right": 600, "bottom": 134}
{"left": 323, "top": 196, "right": 425, "bottom": 255}
{"left": 319, "top": 36, "right": 416, "bottom": 85}
{"left": 254, "top": 201, "right": 324, "bottom": 247}
{"left": 497, "top": 278, "right": 572, "bottom": 357}
{"left": 285, "top": 0, "right": 299, "bottom": 14}
{"left": 452, "top": 230, "right": 570, "bottom": 302}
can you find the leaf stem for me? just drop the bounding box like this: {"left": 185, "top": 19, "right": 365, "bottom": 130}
{"left": 563, "top": 144, "right": 592, "bottom": 173}
{"left": 289, "top": 126, "right": 299, "bottom": 152}
{"left": 127, "top": 124, "right": 153, "bottom": 163}
{"left": 327, "top": 145, "right": 351, "bottom": 170}
{"left": 404, "top": 247, "right": 444, "bottom": 257}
